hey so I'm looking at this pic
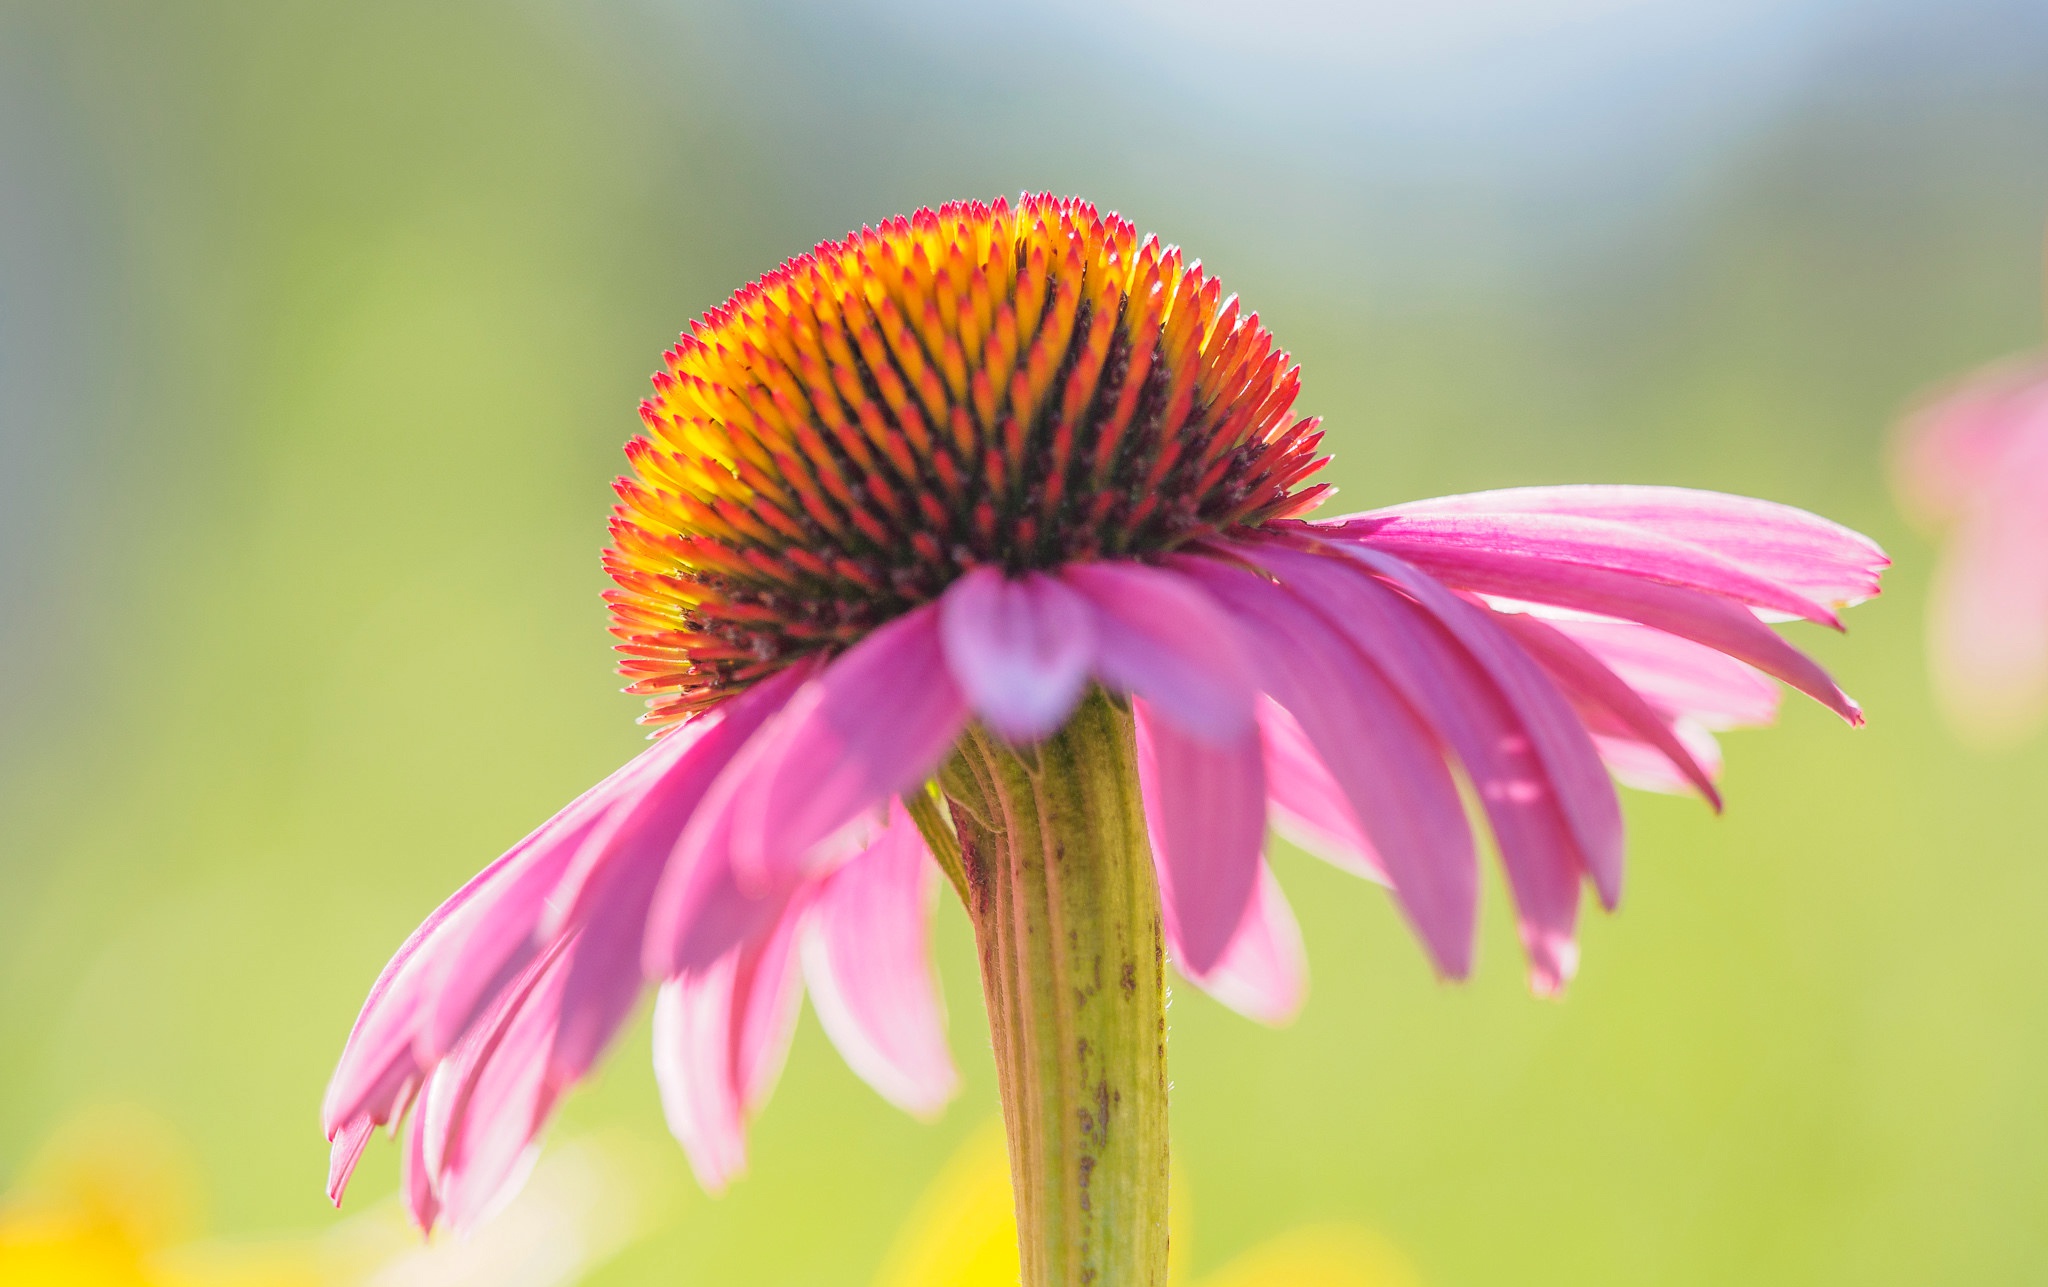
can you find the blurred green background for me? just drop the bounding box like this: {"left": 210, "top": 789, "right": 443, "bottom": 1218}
{"left": 4, "top": 1, "right": 2047, "bottom": 1282}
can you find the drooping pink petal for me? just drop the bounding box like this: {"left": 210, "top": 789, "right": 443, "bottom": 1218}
{"left": 799, "top": 803, "right": 957, "bottom": 1116}
{"left": 1345, "top": 510, "right": 1844, "bottom": 626}
{"left": 400, "top": 1083, "right": 440, "bottom": 1232}
{"left": 1319, "top": 542, "right": 1625, "bottom": 910}
{"left": 1259, "top": 700, "right": 1388, "bottom": 885}
{"left": 1229, "top": 544, "right": 1587, "bottom": 989}
{"left": 323, "top": 797, "right": 595, "bottom": 1146}
{"left": 1344, "top": 539, "right": 1863, "bottom": 724}
{"left": 1182, "top": 557, "right": 1477, "bottom": 979}
{"left": 1540, "top": 618, "right": 1780, "bottom": 729}
{"left": 540, "top": 668, "right": 809, "bottom": 1087}
{"left": 324, "top": 708, "right": 745, "bottom": 1162}
{"left": 1134, "top": 699, "right": 1268, "bottom": 977}
{"left": 725, "top": 605, "right": 970, "bottom": 885}
{"left": 420, "top": 935, "right": 575, "bottom": 1232}
{"left": 1491, "top": 608, "right": 1722, "bottom": 809}
{"left": 650, "top": 966, "right": 745, "bottom": 1194}
{"left": 542, "top": 665, "right": 812, "bottom": 940}
{"left": 1355, "top": 485, "right": 1888, "bottom": 608}
{"left": 1590, "top": 718, "right": 1725, "bottom": 798}
{"left": 939, "top": 567, "right": 1097, "bottom": 742}
{"left": 650, "top": 905, "right": 806, "bottom": 1194}
{"left": 1062, "top": 560, "right": 1259, "bottom": 743}
{"left": 733, "top": 904, "right": 807, "bottom": 1113}
{"left": 325, "top": 1118, "right": 375, "bottom": 1207}
{"left": 413, "top": 737, "right": 709, "bottom": 1066}
{"left": 413, "top": 821, "right": 595, "bottom": 1065}
{"left": 643, "top": 816, "right": 792, "bottom": 980}
{"left": 1176, "top": 860, "right": 1308, "bottom": 1026}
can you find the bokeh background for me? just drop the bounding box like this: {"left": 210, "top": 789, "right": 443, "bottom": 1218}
{"left": 5, "top": 0, "right": 2047, "bottom": 1282}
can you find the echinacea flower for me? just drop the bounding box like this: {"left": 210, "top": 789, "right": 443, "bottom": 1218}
{"left": 1893, "top": 355, "right": 2048, "bottom": 743}
{"left": 323, "top": 195, "right": 1884, "bottom": 1282}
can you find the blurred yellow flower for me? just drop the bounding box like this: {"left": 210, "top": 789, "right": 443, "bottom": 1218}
{"left": 0, "top": 1109, "right": 663, "bottom": 1287}
{"left": 873, "top": 1119, "right": 1417, "bottom": 1287}
{"left": 0, "top": 1107, "right": 315, "bottom": 1287}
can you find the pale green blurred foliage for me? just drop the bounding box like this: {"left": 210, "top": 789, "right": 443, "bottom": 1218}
{"left": 3, "top": 2, "right": 2047, "bottom": 1285}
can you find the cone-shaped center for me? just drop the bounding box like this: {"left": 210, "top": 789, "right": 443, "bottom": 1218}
{"left": 607, "top": 194, "right": 1330, "bottom": 724}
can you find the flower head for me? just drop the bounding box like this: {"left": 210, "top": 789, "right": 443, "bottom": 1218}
{"left": 1893, "top": 356, "right": 2048, "bottom": 743}
{"left": 323, "top": 195, "right": 1885, "bottom": 1235}
{"left": 608, "top": 195, "right": 1326, "bottom": 723}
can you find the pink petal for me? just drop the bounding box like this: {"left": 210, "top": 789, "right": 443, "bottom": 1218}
{"left": 325, "top": 1117, "right": 375, "bottom": 1207}
{"left": 725, "top": 606, "right": 969, "bottom": 885}
{"left": 541, "top": 668, "right": 808, "bottom": 1085}
{"left": 939, "top": 567, "right": 1097, "bottom": 741}
{"left": 415, "top": 825, "right": 591, "bottom": 1065}
{"left": 733, "top": 904, "right": 807, "bottom": 1112}
{"left": 1345, "top": 538, "right": 1863, "bottom": 724}
{"left": 1176, "top": 860, "right": 1308, "bottom": 1026}
{"left": 1491, "top": 609, "right": 1722, "bottom": 809}
{"left": 324, "top": 699, "right": 772, "bottom": 1156}
{"left": 643, "top": 817, "right": 792, "bottom": 979}
{"left": 1540, "top": 618, "right": 1779, "bottom": 729}
{"left": 800, "top": 803, "right": 957, "bottom": 1116}
{"left": 400, "top": 1085, "right": 440, "bottom": 1232}
{"left": 1228, "top": 545, "right": 1587, "bottom": 989}
{"left": 1259, "top": 700, "right": 1388, "bottom": 885}
{"left": 1591, "top": 719, "right": 1725, "bottom": 797}
{"left": 1062, "top": 560, "right": 1259, "bottom": 743}
{"left": 1134, "top": 699, "right": 1268, "bottom": 977}
{"left": 1183, "top": 557, "right": 1477, "bottom": 979}
{"left": 1347, "top": 509, "right": 1843, "bottom": 626}
{"left": 650, "top": 906, "right": 806, "bottom": 1194}
{"left": 1317, "top": 543, "right": 1625, "bottom": 911}
{"left": 650, "top": 967, "right": 746, "bottom": 1194}
{"left": 323, "top": 813, "right": 585, "bottom": 1145}
{"left": 421, "top": 936, "right": 575, "bottom": 1232}
{"left": 1357, "top": 485, "right": 1888, "bottom": 608}
{"left": 542, "top": 665, "right": 811, "bottom": 940}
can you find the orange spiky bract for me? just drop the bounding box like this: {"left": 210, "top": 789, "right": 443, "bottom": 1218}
{"left": 607, "top": 195, "right": 1332, "bottom": 725}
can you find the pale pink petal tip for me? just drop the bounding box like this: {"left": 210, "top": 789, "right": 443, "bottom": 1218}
{"left": 940, "top": 567, "right": 1096, "bottom": 742}
{"left": 1179, "top": 861, "right": 1309, "bottom": 1026}
{"left": 1525, "top": 928, "right": 1581, "bottom": 999}
{"left": 801, "top": 804, "right": 958, "bottom": 1115}
{"left": 326, "top": 1117, "right": 375, "bottom": 1207}
{"left": 651, "top": 904, "right": 804, "bottom": 1196}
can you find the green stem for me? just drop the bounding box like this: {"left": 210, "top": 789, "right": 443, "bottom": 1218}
{"left": 929, "top": 690, "right": 1170, "bottom": 1287}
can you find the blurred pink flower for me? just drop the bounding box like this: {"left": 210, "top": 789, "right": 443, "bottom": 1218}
{"left": 322, "top": 198, "right": 1885, "bottom": 1234}
{"left": 1894, "top": 356, "right": 2048, "bottom": 743}
{"left": 323, "top": 484, "right": 1883, "bottom": 1232}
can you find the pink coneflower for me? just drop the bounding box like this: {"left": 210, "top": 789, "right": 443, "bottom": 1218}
{"left": 324, "top": 195, "right": 1884, "bottom": 1283}
{"left": 1894, "top": 355, "right": 2048, "bottom": 743}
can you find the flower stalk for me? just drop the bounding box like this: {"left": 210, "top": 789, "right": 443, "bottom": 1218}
{"left": 922, "top": 690, "right": 1171, "bottom": 1287}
